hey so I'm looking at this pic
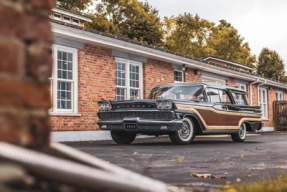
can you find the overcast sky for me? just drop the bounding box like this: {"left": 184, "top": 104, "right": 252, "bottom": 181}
{"left": 138, "top": 0, "right": 287, "bottom": 71}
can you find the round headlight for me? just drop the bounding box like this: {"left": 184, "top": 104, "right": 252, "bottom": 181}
{"left": 157, "top": 101, "right": 163, "bottom": 109}
{"left": 105, "top": 102, "right": 112, "bottom": 110}
{"left": 99, "top": 103, "right": 105, "bottom": 111}
{"left": 163, "top": 101, "right": 172, "bottom": 109}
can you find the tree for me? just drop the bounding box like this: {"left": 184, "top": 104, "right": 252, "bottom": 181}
{"left": 54, "top": 0, "right": 92, "bottom": 12}
{"left": 164, "top": 13, "right": 213, "bottom": 59}
{"left": 86, "top": 0, "right": 164, "bottom": 46}
{"left": 163, "top": 15, "right": 257, "bottom": 68}
{"left": 257, "top": 48, "right": 285, "bottom": 81}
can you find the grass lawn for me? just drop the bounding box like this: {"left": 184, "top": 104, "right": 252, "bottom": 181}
{"left": 218, "top": 174, "right": 287, "bottom": 192}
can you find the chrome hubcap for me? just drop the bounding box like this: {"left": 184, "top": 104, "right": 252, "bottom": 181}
{"left": 179, "top": 122, "right": 190, "bottom": 139}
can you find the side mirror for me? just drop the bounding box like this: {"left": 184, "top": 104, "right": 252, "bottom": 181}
{"left": 198, "top": 94, "right": 204, "bottom": 101}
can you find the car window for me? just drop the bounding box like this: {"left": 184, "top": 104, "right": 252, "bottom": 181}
{"left": 207, "top": 88, "right": 220, "bottom": 103}
{"left": 219, "top": 90, "right": 232, "bottom": 104}
{"left": 231, "top": 91, "right": 249, "bottom": 105}
{"left": 147, "top": 85, "right": 207, "bottom": 101}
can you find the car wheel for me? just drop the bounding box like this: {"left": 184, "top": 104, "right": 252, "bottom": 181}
{"left": 231, "top": 123, "right": 246, "bottom": 142}
{"left": 111, "top": 131, "right": 136, "bottom": 144}
{"left": 169, "top": 117, "right": 195, "bottom": 145}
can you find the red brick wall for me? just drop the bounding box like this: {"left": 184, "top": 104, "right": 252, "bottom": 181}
{"left": 185, "top": 69, "right": 201, "bottom": 82}
{"left": 0, "top": 0, "right": 54, "bottom": 147}
{"left": 264, "top": 88, "right": 276, "bottom": 127}
{"left": 143, "top": 59, "right": 174, "bottom": 98}
{"left": 251, "top": 84, "right": 258, "bottom": 106}
{"left": 50, "top": 45, "right": 116, "bottom": 131}
{"left": 226, "top": 78, "right": 236, "bottom": 87}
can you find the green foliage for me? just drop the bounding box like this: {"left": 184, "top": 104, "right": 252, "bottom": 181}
{"left": 218, "top": 174, "right": 287, "bottom": 192}
{"left": 86, "top": 0, "right": 163, "bottom": 46}
{"left": 163, "top": 15, "right": 256, "bottom": 68}
{"left": 54, "top": 0, "right": 93, "bottom": 12}
{"left": 257, "top": 47, "right": 285, "bottom": 81}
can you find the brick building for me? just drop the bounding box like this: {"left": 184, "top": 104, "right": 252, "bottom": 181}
{"left": 49, "top": 8, "right": 287, "bottom": 141}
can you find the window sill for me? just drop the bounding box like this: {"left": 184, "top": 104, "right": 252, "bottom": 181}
{"left": 262, "top": 119, "right": 269, "bottom": 121}
{"left": 49, "top": 112, "right": 81, "bottom": 117}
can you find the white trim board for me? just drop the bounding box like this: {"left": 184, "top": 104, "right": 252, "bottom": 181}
{"left": 261, "top": 127, "right": 274, "bottom": 132}
{"left": 52, "top": 131, "right": 153, "bottom": 142}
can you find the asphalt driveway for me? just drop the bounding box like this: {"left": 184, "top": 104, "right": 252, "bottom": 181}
{"left": 64, "top": 132, "right": 287, "bottom": 191}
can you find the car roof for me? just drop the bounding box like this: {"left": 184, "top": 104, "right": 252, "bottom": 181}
{"left": 153, "top": 82, "right": 247, "bottom": 94}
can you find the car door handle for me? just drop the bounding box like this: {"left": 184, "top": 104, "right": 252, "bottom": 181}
{"left": 222, "top": 105, "right": 227, "bottom": 110}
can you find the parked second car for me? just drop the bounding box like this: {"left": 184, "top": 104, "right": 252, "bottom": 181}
{"left": 97, "top": 82, "right": 263, "bottom": 145}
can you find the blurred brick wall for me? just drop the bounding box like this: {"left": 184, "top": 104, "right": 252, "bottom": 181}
{"left": 0, "top": 0, "right": 54, "bottom": 147}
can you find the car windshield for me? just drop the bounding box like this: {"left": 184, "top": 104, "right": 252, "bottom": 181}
{"left": 147, "top": 85, "right": 206, "bottom": 101}
{"left": 231, "top": 91, "right": 250, "bottom": 105}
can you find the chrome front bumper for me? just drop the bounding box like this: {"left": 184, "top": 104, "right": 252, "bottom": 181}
{"left": 97, "top": 117, "right": 183, "bottom": 132}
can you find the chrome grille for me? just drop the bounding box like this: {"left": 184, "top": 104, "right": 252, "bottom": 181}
{"left": 98, "top": 111, "right": 173, "bottom": 120}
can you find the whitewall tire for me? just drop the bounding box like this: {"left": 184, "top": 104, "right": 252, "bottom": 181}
{"left": 169, "top": 117, "right": 195, "bottom": 145}
{"left": 231, "top": 123, "right": 246, "bottom": 142}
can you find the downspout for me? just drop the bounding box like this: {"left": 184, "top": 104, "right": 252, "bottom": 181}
{"left": 250, "top": 79, "right": 260, "bottom": 106}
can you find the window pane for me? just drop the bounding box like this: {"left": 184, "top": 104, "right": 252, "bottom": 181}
{"left": 57, "top": 81, "right": 72, "bottom": 109}
{"left": 130, "top": 89, "right": 139, "bottom": 100}
{"left": 174, "top": 71, "right": 183, "bottom": 82}
{"left": 130, "top": 64, "right": 139, "bottom": 88}
{"left": 116, "top": 62, "right": 126, "bottom": 86}
{"left": 116, "top": 88, "right": 125, "bottom": 101}
{"left": 57, "top": 50, "right": 73, "bottom": 80}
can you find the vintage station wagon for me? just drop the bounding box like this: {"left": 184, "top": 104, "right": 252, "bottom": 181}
{"left": 97, "top": 82, "right": 263, "bottom": 145}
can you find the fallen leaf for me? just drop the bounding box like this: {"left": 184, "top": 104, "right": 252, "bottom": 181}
{"left": 132, "top": 152, "right": 138, "bottom": 155}
{"left": 106, "top": 161, "right": 110, "bottom": 164}
{"left": 131, "top": 159, "right": 135, "bottom": 161}
{"left": 87, "top": 153, "right": 90, "bottom": 155}
{"left": 159, "top": 145, "right": 161, "bottom": 147}
{"left": 224, "top": 172, "right": 228, "bottom": 175}
{"left": 146, "top": 166, "right": 152, "bottom": 169}
{"left": 178, "top": 155, "right": 184, "bottom": 162}
{"left": 183, "top": 152, "right": 186, "bottom": 154}
{"left": 236, "top": 178, "right": 241, "bottom": 182}
{"left": 241, "top": 154, "right": 244, "bottom": 159}
{"left": 200, "top": 157, "right": 202, "bottom": 159}
{"left": 190, "top": 172, "right": 226, "bottom": 179}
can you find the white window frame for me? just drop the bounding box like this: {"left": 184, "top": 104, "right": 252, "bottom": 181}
{"left": 63, "top": 16, "right": 71, "bottom": 23}
{"left": 236, "top": 83, "right": 247, "bottom": 91}
{"left": 258, "top": 87, "right": 268, "bottom": 119}
{"left": 115, "top": 58, "right": 143, "bottom": 100}
{"left": 202, "top": 76, "right": 226, "bottom": 86}
{"left": 49, "top": 45, "right": 79, "bottom": 116}
{"left": 54, "top": 13, "right": 62, "bottom": 21}
{"left": 174, "top": 69, "right": 184, "bottom": 83}
{"left": 276, "top": 91, "right": 283, "bottom": 101}
{"left": 72, "top": 19, "right": 80, "bottom": 26}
